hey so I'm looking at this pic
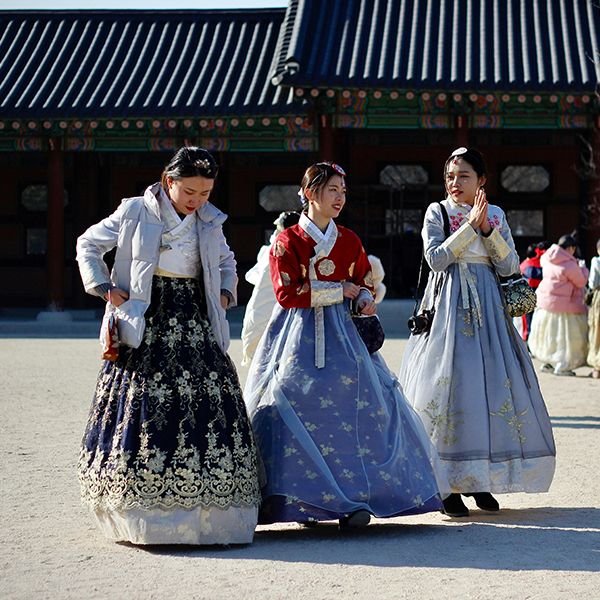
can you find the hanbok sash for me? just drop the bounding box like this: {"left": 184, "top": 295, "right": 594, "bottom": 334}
{"left": 299, "top": 213, "right": 338, "bottom": 368}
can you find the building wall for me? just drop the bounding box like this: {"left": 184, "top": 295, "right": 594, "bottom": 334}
{"left": 0, "top": 130, "right": 597, "bottom": 308}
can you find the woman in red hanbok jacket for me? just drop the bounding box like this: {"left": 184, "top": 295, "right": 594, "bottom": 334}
{"left": 244, "top": 162, "right": 446, "bottom": 529}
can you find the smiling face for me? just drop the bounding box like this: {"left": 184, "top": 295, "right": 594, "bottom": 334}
{"left": 306, "top": 174, "right": 346, "bottom": 222}
{"left": 166, "top": 175, "right": 215, "bottom": 215}
{"left": 445, "top": 157, "right": 486, "bottom": 205}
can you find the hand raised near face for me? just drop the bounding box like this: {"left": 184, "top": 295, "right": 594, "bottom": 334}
{"left": 468, "top": 188, "right": 490, "bottom": 233}
{"left": 476, "top": 188, "right": 491, "bottom": 234}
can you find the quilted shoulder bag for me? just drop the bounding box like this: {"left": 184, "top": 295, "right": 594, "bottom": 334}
{"left": 500, "top": 276, "right": 537, "bottom": 317}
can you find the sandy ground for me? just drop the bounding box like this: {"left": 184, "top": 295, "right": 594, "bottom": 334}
{"left": 1, "top": 336, "right": 599, "bottom": 600}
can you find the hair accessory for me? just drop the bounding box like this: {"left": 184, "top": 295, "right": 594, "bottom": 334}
{"left": 307, "top": 162, "right": 347, "bottom": 190}
{"left": 450, "top": 147, "right": 468, "bottom": 157}
{"left": 328, "top": 163, "right": 347, "bottom": 177}
{"left": 194, "top": 158, "right": 211, "bottom": 170}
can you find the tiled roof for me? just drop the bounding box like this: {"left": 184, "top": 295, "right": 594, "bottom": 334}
{"left": 272, "top": 0, "right": 600, "bottom": 92}
{"left": 0, "top": 9, "right": 305, "bottom": 118}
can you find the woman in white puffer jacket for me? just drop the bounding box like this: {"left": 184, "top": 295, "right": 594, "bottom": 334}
{"left": 76, "top": 146, "right": 261, "bottom": 546}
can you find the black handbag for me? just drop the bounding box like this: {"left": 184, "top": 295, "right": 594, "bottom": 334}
{"left": 407, "top": 202, "right": 450, "bottom": 335}
{"left": 351, "top": 299, "right": 385, "bottom": 354}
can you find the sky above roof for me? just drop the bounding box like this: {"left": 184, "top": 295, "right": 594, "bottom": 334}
{"left": 0, "top": 0, "right": 286, "bottom": 9}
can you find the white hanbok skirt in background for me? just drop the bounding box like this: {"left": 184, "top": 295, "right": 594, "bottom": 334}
{"left": 529, "top": 307, "right": 589, "bottom": 372}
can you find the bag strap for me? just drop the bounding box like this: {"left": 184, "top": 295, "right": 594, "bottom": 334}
{"left": 412, "top": 201, "right": 450, "bottom": 316}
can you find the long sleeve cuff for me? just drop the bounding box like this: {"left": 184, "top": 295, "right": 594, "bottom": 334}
{"left": 310, "top": 280, "right": 343, "bottom": 307}
{"left": 444, "top": 222, "right": 478, "bottom": 258}
{"left": 481, "top": 227, "right": 511, "bottom": 263}
{"left": 220, "top": 288, "right": 234, "bottom": 308}
{"left": 92, "top": 282, "right": 112, "bottom": 299}
{"left": 357, "top": 288, "right": 374, "bottom": 305}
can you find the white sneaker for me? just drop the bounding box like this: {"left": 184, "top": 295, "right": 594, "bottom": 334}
{"left": 553, "top": 369, "right": 576, "bottom": 377}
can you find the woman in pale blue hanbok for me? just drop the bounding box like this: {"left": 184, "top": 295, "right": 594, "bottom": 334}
{"left": 399, "top": 148, "right": 556, "bottom": 518}
{"left": 245, "top": 162, "right": 446, "bottom": 528}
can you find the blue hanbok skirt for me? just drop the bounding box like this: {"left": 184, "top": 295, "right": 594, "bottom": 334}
{"left": 399, "top": 262, "right": 556, "bottom": 494}
{"left": 244, "top": 300, "right": 446, "bottom": 524}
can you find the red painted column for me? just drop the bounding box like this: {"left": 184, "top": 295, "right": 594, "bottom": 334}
{"left": 454, "top": 114, "right": 469, "bottom": 148}
{"left": 47, "top": 138, "right": 65, "bottom": 311}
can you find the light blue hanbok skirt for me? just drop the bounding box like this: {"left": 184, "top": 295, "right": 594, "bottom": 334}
{"left": 399, "top": 263, "right": 556, "bottom": 494}
{"left": 244, "top": 300, "right": 446, "bottom": 524}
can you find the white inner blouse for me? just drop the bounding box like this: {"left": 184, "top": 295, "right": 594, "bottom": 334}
{"left": 157, "top": 188, "right": 201, "bottom": 277}
{"left": 442, "top": 197, "right": 505, "bottom": 262}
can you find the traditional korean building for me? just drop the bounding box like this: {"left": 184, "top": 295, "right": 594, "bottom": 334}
{"left": 1, "top": 0, "right": 600, "bottom": 310}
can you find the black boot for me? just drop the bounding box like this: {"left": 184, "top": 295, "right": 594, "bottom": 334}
{"left": 464, "top": 492, "right": 500, "bottom": 512}
{"left": 441, "top": 493, "right": 469, "bottom": 517}
{"left": 339, "top": 509, "right": 371, "bottom": 530}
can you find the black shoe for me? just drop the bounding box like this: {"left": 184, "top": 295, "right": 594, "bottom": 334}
{"left": 441, "top": 493, "right": 470, "bottom": 517}
{"left": 464, "top": 492, "right": 500, "bottom": 512}
{"left": 297, "top": 520, "right": 320, "bottom": 528}
{"left": 339, "top": 510, "right": 371, "bottom": 529}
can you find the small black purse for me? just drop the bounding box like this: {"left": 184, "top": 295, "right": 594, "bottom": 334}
{"left": 351, "top": 299, "right": 385, "bottom": 354}
{"left": 407, "top": 202, "right": 450, "bottom": 336}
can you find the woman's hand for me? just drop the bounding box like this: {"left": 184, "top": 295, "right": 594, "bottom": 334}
{"left": 104, "top": 288, "right": 129, "bottom": 307}
{"left": 220, "top": 294, "right": 229, "bottom": 310}
{"left": 342, "top": 282, "right": 360, "bottom": 299}
{"left": 358, "top": 300, "right": 377, "bottom": 315}
{"left": 468, "top": 188, "right": 490, "bottom": 233}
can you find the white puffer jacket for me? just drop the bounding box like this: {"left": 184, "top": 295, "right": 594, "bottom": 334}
{"left": 76, "top": 183, "right": 237, "bottom": 352}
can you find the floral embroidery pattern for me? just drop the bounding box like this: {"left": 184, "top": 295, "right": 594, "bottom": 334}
{"left": 272, "top": 241, "right": 286, "bottom": 257}
{"left": 487, "top": 213, "right": 501, "bottom": 230}
{"left": 79, "top": 277, "right": 261, "bottom": 512}
{"left": 449, "top": 212, "right": 466, "bottom": 233}
{"left": 280, "top": 271, "right": 291, "bottom": 286}
{"left": 317, "top": 259, "right": 336, "bottom": 276}
{"left": 421, "top": 377, "right": 463, "bottom": 446}
{"left": 490, "top": 381, "right": 528, "bottom": 444}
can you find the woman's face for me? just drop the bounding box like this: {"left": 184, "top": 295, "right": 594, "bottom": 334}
{"left": 308, "top": 174, "right": 346, "bottom": 220}
{"left": 166, "top": 175, "right": 214, "bottom": 215}
{"left": 445, "top": 157, "right": 485, "bottom": 205}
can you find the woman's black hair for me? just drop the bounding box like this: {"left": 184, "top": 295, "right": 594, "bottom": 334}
{"left": 280, "top": 211, "right": 301, "bottom": 229}
{"left": 525, "top": 244, "right": 538, "bottom": 259}
{"left": 161, "top": 146, "right": 218, "bottom": 188}
{"left": 557, "top": 234, "right": 577, "bottom": 249}
{"left": 537, "top": 240, "right": 552, "bottom": 251}
{"left": 299, "top": 162, "right": 347, "bottom": 210}
{"left": 444, "top": 147, "right": 487, "bottom": 178}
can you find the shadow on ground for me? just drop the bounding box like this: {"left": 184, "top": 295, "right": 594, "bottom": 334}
{"left": 142, "top": 507, "right": 600, "bottom": 571}
{"left": 550, "top": 416, "right": 600, "bottom": 429}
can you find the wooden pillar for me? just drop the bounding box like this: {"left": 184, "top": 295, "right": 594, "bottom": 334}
{"left": 47, "top": 138, "right": 65, "bottom": 311}
{"left": 454, "top": 114, "right": 469, "bottom": 147}
{"left": 318, "top": 113, "right": 334, "bottom": 161}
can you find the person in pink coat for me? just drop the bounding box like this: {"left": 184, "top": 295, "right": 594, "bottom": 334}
{"left": 529, "top": 235, "right": 589, "bottom": 376}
